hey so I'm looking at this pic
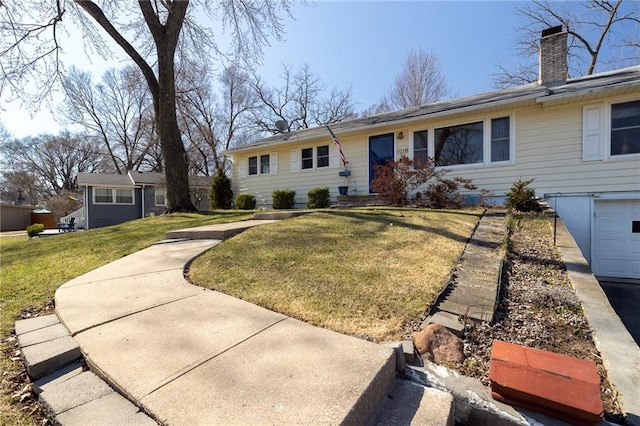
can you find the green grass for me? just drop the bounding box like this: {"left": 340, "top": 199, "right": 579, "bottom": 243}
{"left": 0, "top": 211, "right": 252, "bottom": 425}
{"left": 0, "top": 208, "right": 481, "bottom": 424}
{"left": 191, "top": 208, "right": 481, "bottom": 341}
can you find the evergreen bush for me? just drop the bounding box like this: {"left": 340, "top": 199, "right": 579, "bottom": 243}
{"left": 272, "top": 189, "right": 296, "bottom": 209}
{"left": 27, "top": 223, "right": 45, "bottom": 237}
{"left": 307, "top": 187, "right": 330, "bottom": 209}
{"left": 209, "top": 168, "right": 233, "bottom": 210}
{"left": 235, "top": 193, "right": 257, "bottom": 210}
{"left": 506, "top": 179, "right": 540, "bottom": 212}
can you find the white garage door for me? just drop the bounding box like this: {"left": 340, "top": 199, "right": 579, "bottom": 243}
{"left": 593, "top": 200, "right": 640, "bottom": 279}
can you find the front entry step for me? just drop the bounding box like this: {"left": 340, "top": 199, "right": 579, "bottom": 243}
{"left": 15, "top": 315, "right": 157, "bottom": 425}
{"left": 368, "top": 379, "right": 454, "bottom": 425}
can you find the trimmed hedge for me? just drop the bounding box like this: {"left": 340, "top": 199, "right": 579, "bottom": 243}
{"left": 235, "top": 193, "right": 257, "bottom": 210}
{"left": 307, "top": 187, "right": 330, "bottom": 209}
{"left": 272, "top": 189, "right": 296, "bottom": 209}
{"left": 27, "top": 223, "right": 45, "bottom": 237}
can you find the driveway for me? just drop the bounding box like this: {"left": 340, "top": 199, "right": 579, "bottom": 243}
{"left": 599, "top": 279, "right": 640, "bottom": 346}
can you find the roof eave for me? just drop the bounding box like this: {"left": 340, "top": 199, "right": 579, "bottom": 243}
{"left": 225, "top": 91, "right": 544, "bottom": 155}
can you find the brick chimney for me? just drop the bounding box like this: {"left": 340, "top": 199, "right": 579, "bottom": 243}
{"left": 538, "top": 25, "right": 568, "bottom": 86}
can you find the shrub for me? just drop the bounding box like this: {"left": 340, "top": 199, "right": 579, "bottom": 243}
{"left": 307, "top": 187, "right": 330, "bottom": 209}
{"left": 27, "top": 223, "right": 45, "bottom": 237}
{"left": 423, "top": 177, "right": 477, "bottom": 209}
{"left": 371, "top": 155, "right": 478, "bottom": 208}
{"left": 371, "top": 156, "right": 439, "bottom": 206}
{"left": 272, "top": 189, "right": 296, "bottom": 209}
{"left": 209, "top": 167, "right": 233, "bottom": 210}
{"left": 506, "top": 179, "right": 539, "bottom": 212}
{"left": 235, "top": 193, "right": 257, "bottom": 210}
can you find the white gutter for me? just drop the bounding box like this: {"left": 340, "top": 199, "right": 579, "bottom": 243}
{"left": 536, "top": 79, "right": 640, "bottom": 104}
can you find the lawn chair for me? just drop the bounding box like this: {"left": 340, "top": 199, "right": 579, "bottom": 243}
{"left": 57, "top": 216, "right": 76, "bottom": 232}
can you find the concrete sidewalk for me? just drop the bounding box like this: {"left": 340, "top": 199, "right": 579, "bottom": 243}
{"left": 52, "top": 225, "right": 399, "bottom": 424}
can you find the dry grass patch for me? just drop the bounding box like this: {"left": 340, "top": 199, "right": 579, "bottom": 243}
{"left": 191, "top": 208, "right": 481, "bottom": 341}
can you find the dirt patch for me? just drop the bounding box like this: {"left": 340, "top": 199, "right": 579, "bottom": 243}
{"left": 449, "top": 213, "right": 624, "bottom": 423}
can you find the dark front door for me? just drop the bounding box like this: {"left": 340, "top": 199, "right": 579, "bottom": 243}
{"left": 369, "top": 133, "right": 395, "bottom": 193}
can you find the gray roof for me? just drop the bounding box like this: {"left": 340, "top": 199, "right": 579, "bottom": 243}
{"left": 226, "top": 65, "right": 640, "bottom": 153}
{"left": 77, "top": 171, "right": 211, "bottom": 188}
{"left": 129, "top": 171, "right": 165, "bottom": 185}
{"left": 77, "top": 172, "right": 134, "bottom": 187}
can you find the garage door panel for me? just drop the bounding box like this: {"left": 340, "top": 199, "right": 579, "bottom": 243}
{"left": 593, "top": 200, "right": 640, "bottom": 279}
{"left": 598, "top": 219, "right": 628, "bottom": 234}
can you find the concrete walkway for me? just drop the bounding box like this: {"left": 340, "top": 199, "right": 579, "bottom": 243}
{"left": 50, "top": 221, "right": 399, "bottom": 425}
{"left": 16, "top": 211, "right": 639, "bottom": 425}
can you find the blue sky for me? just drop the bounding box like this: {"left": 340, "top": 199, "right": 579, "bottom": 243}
{"left": 2, "top": 1, "right": 526, "bottom": 138}
{"left": 256, "top": 1, "right": 524, "bottom": 108}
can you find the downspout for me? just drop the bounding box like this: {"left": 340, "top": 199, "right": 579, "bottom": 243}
{"left": 84, "top": 186, "right": 89, "bottom": 230}
{"left": 141, "top": 185, "right": 145, "bottom": 219}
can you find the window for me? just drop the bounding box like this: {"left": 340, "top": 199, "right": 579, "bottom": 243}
{"left": 260, "top": 154, "right": 270, "bottom": 174}
{"left": 116, "top": 189, "right": 134, "bottom": 204}
{"left": 491, "top": 117, "right": 510, "bottom": 162}
{"left": 301, "top": 148, "right": 313, "bottom": 169}
{"left": 434, "top": 121, "right": 483, "bottom": 166}
{"left": 155, "top": 186, "right": 166, "bottom": 206}
{"left": 94, "top": 188, "right": 113, "bottom": 203}
{"left": 611, "top": 100, "right": 640, "bottom": 156}
{"left": 317, "top": 145, "right": 329, "bottom": 168}
{"left": 413, "top": 130, "right": 428, "bottom": 162}
{"left": 248, "top": 156, "right": 258, "bottom": 175}
{"left": 94, "top": 187, "right": 133, "bottom": 204}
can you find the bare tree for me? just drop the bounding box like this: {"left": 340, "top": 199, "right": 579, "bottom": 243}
{"left": 0, "top": 170, "right": 43, "bottom": 206}
{"left": 1, "top": 1, "right": 293, "bottom": 212}
{"left": 493, "top": 0, "right": 640, "bottom": 88}
{"left": 252, "top": 62, "right": 356, "bottom": 134}
{"left": 177, "top": 62, "right": 258, "bottom": 175}
{"left": 380, "top": 49, "right": 449, "bottom": 112}
{"left": 0, "top": 132, "right": 102, "bottom": 196}
{"left": 60, "top": 66, "right": 159, "bottom": 173}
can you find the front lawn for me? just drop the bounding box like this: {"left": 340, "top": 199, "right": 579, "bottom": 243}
{"left": 191, "top": 208, "right": 481, "bottom": 341}
{"left": 0, "top": 211, "right": 253, "bottom": 425}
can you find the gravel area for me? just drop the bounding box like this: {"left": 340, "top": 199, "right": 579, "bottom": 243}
{"left": 454, "top": 213, "right": 624, "bottom": 423}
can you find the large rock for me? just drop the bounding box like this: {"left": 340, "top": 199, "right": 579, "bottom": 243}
{"left": 413, "top": 323, "right": 464, "bottom": 364}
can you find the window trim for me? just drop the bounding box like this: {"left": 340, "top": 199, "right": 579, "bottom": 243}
{"left": 410, "top": 114, "right": 514, "bottom": 169}
{"left": 155, "top": 186, "right": 166, "bottom": 206}
{"left": 316, "top": 145, "right": 330, "bottom": 168}
{"left": 260, "top": 154, "right": 270, "bottom": 174}
{"left": 93, "top": 187, "right": 135, "bottom": 205}
{"left": 248, "top": 156, "right": 258, "bottom": 175}
{"left": 606, "top": 99, "right": 640, "bottom": 159}
{"left": 584, "top": 97, "right": 640, "bottom": 162}
{"left": 298, "top": 144, "right": 331, "bottom": 171}
{"left": 301, "top": 147, "right": 314, "bottom": 170}
{"left": 244, "top": 153, "right": 277, "bottom": 177}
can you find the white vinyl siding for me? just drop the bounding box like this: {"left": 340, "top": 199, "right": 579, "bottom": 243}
{"left": 230, "top": 94, "right": 640, "bottom": 207}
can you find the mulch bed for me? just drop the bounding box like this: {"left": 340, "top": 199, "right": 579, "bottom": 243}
{"left": 454, "top": 213, "right": 624, "bottom": 423}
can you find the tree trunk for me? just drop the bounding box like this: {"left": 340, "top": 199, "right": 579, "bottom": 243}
{"left": 157, "top": 50, "right": 195, "bottom": 212}
{"left": 74, "top": 0, "right": 196, "bottom": 212}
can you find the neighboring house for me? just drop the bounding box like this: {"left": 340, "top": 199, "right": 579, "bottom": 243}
{"left": 77, "top": 171, "right": 212, "bottom": 230}
{"left": 225, "top": 27, "right": 640, "bottom": 280}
